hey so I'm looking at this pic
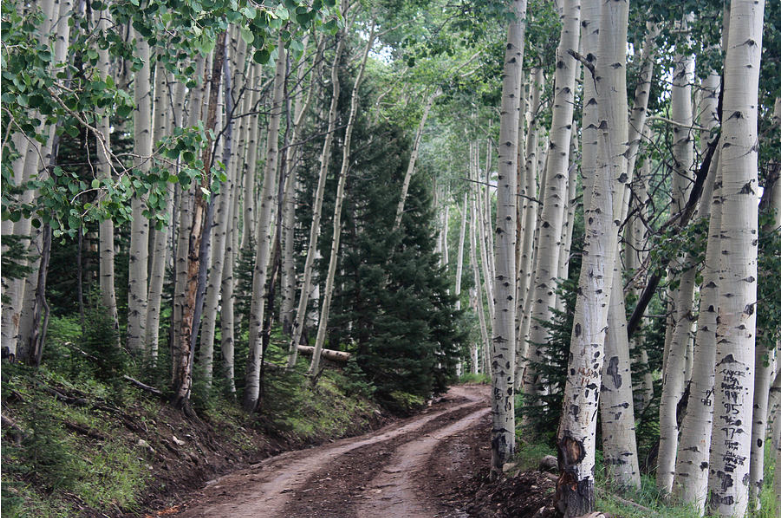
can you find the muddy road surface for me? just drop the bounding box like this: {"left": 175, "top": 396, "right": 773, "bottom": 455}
{"left": 174, "top": 384, "right": 491, "bottom": 518}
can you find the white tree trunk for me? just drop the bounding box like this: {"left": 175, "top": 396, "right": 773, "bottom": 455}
{"left": 657, "top": 24, "right": 698, "bottom": 493}
{"left": 127, "top": 32, "right": 153, "bottom": 355}
{"left": 393, "top": 87, "right": 441, "bottom": 231}
{"left": 707, "top": 1, "right": 764, "bottom": 515}
{"left": 673, "top": 71, "right": 721, "bottom": 513}
{"left": 244, "top": 42, "right": 287, "bottom": 411}
{"left": 515, "top": 67, "right": 543, "bottom": 389}
{"left": 454, "top": 193, "right": 468, "bottom": 311}
{"left": 489, "top": 0, "right": 526, "bottom": 478}
{"left": 523, "top": 0, "right": 579, "bottom": 400}
{"left": 555, "top": 0, "right": 624, "bottom": 514}
{"left": 286, "top": 34, "right": 346, "bottom": 368}
{"left": 310, "top": 24, "right": 377, "bottom": 376}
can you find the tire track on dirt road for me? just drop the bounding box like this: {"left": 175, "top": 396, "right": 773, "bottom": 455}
{"left": 175, "top": 385, "right": 489, "bottom": 518}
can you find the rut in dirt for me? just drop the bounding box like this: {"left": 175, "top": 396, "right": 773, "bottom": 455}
{"left": 173, "top": 385, "right": 490, "bottom": 518}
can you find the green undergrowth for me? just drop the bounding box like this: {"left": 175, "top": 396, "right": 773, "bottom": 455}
{"left": 1, "top": 320, "right": 384, "bottom": 517}
{"left": 458, "top": 372, "right": 491, "bottom": 385}
{"left": 513, "top": 438, "right": 778, "bottom": 518}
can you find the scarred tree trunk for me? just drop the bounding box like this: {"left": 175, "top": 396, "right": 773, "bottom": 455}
{"left": 707, "top": 1, "right": 764, "bottom": 515}
{"left": 489, "top": 0, "right": 526, "bottom": 479}
{"left": 554, "top": 0, "right": 625, "bottom": 515}
{"left": 172, "top": 32, "right": 226, "bottom": 413}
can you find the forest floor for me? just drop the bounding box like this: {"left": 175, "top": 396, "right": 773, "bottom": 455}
{"left": 154, "top": 384, "right": 558, "bottom": 518}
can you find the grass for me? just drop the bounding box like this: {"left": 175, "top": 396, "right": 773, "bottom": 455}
{"left": 512, "top": 436, "right": 779, "bottom": 518}
{"left": 458, "top": 372, "right": 491, "bottom": 384}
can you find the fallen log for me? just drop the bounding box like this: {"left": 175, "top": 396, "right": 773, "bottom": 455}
{"left": 123, "top": 375, "right": 164, "bottom": 397}
{"left": 296, "top": 345, "right": 351, "bottom": 363}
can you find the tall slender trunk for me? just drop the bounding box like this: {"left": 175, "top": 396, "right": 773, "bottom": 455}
{"left": 657, "top": 25, "right": 698, "bottom": 494}
{"left": 127, "top": 32, "right": 153, "bottom": 355}
{"left": 15, "top": 0, "right": 72, "bottom": 362}
{"left": 523, "top": 0, "right": 580, "bottom": 400}
{"left": 94, "top": 8, "right": 119, "bottom": 332}
{"left": 515, "top": 67, "right": 542, "bottom": 389}
{"left": 454, "top": 193, "right": 468, "bottom": 311}
{"left": 286, "top": 33, "right": 345, "bottom": 368}
{"left": 310, "top": 22, "right": 377, "bottom": 376}
{"left": 707, "top": 1, "right": 764, "bottom": 515}
{"left": 554, "top": 0, "right": 624, "bottom": 514}
{"left": 470, "top": 190, "right": 490, "bottom": 376}
{"left": 172, "top": 33, "right": 227, "bottom": 413}
{"left": 199, "top": 45, "right": 235, "bottom": 383}
{"left": 244, "top": 41, "right": 287, "bottom": 411}
{"left": 672, "top": 70, "right": 721, "bottom": 513}
{"left": 144, "top": 63, "right": 177, "bottom": 361}
{"left": 489, "top": 0, "right": 526, "bottom": 478}
{"left": 393, "top": 87, "right": 441, "bottom": 231}
{"left": 240, "top": 65, "right": 262, "bottom": 252}
{"left": 221, "top": 159, "right": 242, "bottom": 394}
{"left": 748, "top": 109, "right": 781, "bottom": 507}
{"left": 172, "top": 55, "right": 206, "bottom": 385}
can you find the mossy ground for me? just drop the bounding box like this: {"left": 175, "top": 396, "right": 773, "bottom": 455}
{"left": 1, "top": 349, "right": 384, "bottom": 517}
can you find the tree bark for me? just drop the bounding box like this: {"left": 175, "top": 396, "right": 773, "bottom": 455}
{"left": 172, "top": 32, "right": 226, "bottom": 413}
{"left": 707, "top": 1, "right": 764, "bottom": 515}
{"left": 286, "top": 33, "right": 345, "bottom": 368}
{"left": 128, "top": 31, "right": 153, "bottom": 355}
{"left": 523, "top": 0, "right": 580, "bottom": 401}
{"left": 672, "top": 70, "right": 721, "bottom": 513}
{"left": 554, "top": 0, "right": 623, "bottom": 514}
{"left": 489, "top": 0, "right": 526, "bottom": 479}
{"left": 243, "top": 40, "right": 287, "bottom": 411}
{"left": 310, "top": 22, "right": 377, "bottom": 377}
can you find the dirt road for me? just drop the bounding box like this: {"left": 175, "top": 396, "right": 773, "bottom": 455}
{"left": 175, "top": 384, "right": 491, "bottom": 518}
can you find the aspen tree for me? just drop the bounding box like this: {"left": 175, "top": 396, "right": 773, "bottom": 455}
{"left": 554, "top": 0, "right": 625, "bottom": 514}
{"left": 657, "top": 25, "right": 698, "bottom": 494}
{"left": 286, "top": 31, "right": 347, "bottom": 368}
{"left": 673, "top": 70, "right": 721, "bottom": 512}
{"left": 244, "top": 40, "right": 287, "bottom": 411}
{"left": 489, "top": 0, "right": 526, "bottom": 478}
{"left": 470, "top": 187, "right": 491, "bottom": 376}
{"left": 579, "top": 0, "right": 599, "bottom": 214}
{"left": 523, "top": 0, "right": 580, "bottom": 401}
{"left": 200, "top": 44, "right": 237, "bottom": 383}
{"left": 454, "top": 193, "right": 468, "bottom": 311}
{"left": 515, "top": 66, "right": 542, "bottom": 389}
{"left": 280, "top": 34, "right": 318, "bottom": 334}
{"left": 16, "top": 0, "right": 72, "bottom": 362}
{"left": 221, "top": 157, "right": 242, "bottom": 394}
{"left": 747, "top": 99, "right": 781, "bottom": 508}
{"left": 94, "top": 7, "right": 119, "bottom": 333}
{"left": 173, "top": 32, "right": 227, "bottom": 412}
{"left": 310, "top": 21, "right": 377, "bottom": 376}
{"left": 172, "top": 55, "right": 206, "bottom": 385}
{"left": 127, "top": 30, "right": 153, "bottom": 355}
{"left": 146, "top": 64, "right": 183, "bottom": 361}
{"left": 393, "top": 87, "right": 441, "bottom": 232}
{"left": 707, "top": 0, "right": 764, "bottom": 515}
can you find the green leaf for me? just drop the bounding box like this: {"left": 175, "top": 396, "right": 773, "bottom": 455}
{"left": 91, "top": 179, "right": 100, "bottom": 189}
{"left": 240, "top": 26, "right": 254, "bottom": 45}
{"left": 253, "top": 49, "right": 270, "bottom": 64}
